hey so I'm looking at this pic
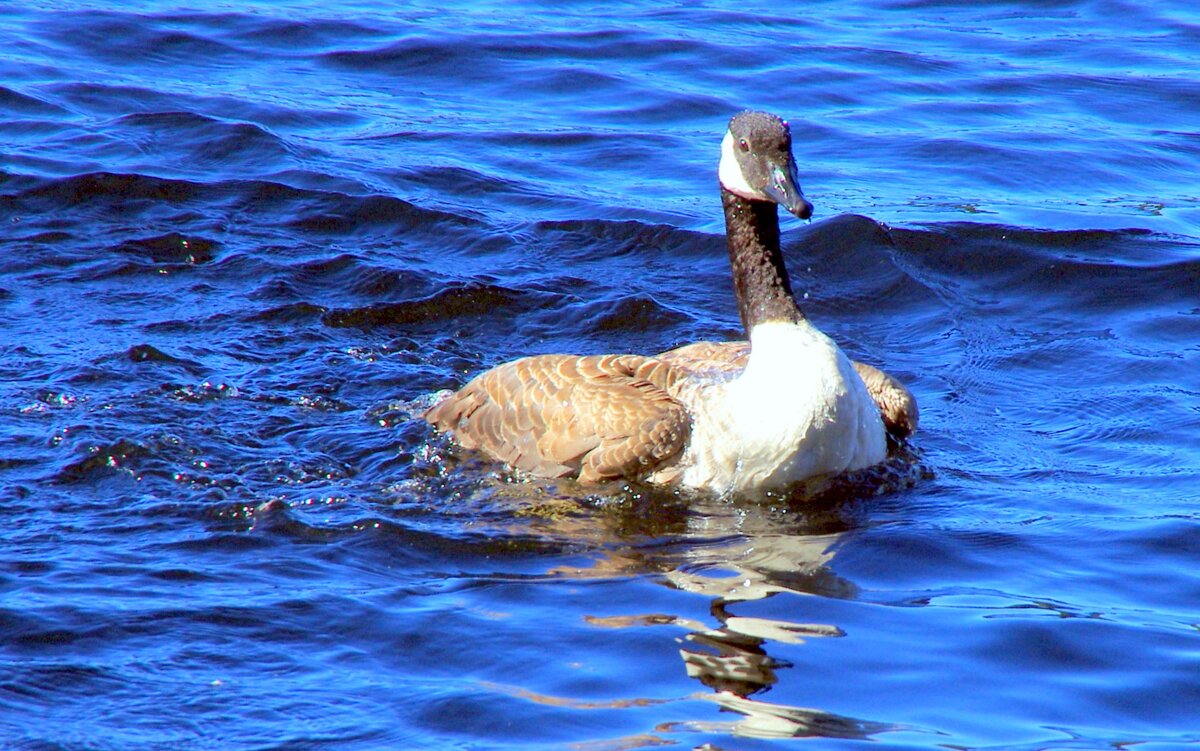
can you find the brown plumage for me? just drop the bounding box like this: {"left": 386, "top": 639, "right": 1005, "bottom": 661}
{"left": 424, "top": 353, "right": 692, "bottom": 483}
{"left": 425, "top": 344, "right": 917, "bottom": 484}
{"left": 849, "top": 360, "right": 920, "bottom": 440}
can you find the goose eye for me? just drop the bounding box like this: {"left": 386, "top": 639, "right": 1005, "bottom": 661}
{"left": 738, "top": 139, "right": 750, "bottom": 152}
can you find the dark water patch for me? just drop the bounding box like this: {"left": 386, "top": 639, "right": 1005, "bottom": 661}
{"left": 115, "top": 232, "right": 218, "bottom": 266}
{"left": 968, "top": 616, "right": 1200, "bottom": 727}
{"left": 1129, "top": 518, "right": 1200, "bottom": 562}
{"left": 41, "top": 11, "right": 246, "bottom": 67}
{"left": 572, "top": 294, "right": 693, "bottom": 336}
{"left": 243, "top": 301, "right": 327, "bottom": 325}
{"left": 237, "top": 252, "right": 434, "bottom": 322}
{"left": 292, "top": 252, "right": 376, "bottom": 287}
{"left": 533, "top": 217, "right": 718, "bottom": 260}
{"left": 497, "top": 29, "right": 711, "bottom": 63}
{"left": 911, "top": 137, "right": 1101, "bottom": 192}
{"left": 512, "top": 67, "right": 627, "bottom": 101}
{"left": 342, "top": 264, "right": 439, "bottom": 303}
{"left": 1014, "top": 71, "right": 1200, "bottom": 132}
{"left": 481, "top": 130, "right": 621, "bottom": 151}
{"left": 0, "top": 663, "right": 119, "bottom": 705}
{"left": 189, "top": 494, "right": 595, "bottom": 565}
{"left": 825, "top": 41, "right": 968, "bottom": 79}
{"left": 836, "top": 525, "right": 1025, "bottom": 589}
{"left": 42, "top": 81, "right": 167, "bottom": 117}
{"left": 227, "top": 15, "right": 387, "bottom": 52}
{"left": 286, "top": 191, "right": 478, "bottom": 235}
{"left": 3, "top": 172, "right": 207, "bottom": 222}
{"left": 784, "top": 214, "right": 933, "bottom": 316}
{"left": 594, "top": 94, "right": 732, "bottom": 128}
{"left": 512, "top": 219, "right": 735, "bottom": 352}
{"left": 889, "top": 223, "right": 1200, "bottom": 317}
{"left": 110, "top": 344, "right": 205, "bottom": 374}
{"left": 146, "top": 566, "right": 219, "bottom": 584}
{"left": 44, "top": 82, "right": 365, "bottom": 142}
{"left": 0, "top": 86, "right": 67, "bottom": 116}
{"left": 322, "top": 35, "right": 511, "bottom": 86}
{"left": 115, "top": 111, "right": 297, "bottom": 171}
{"left": 2, "top": 178, "right": 494, "bottom": 321}
{"left": 53, "top": 437, "right": 149, "bottom": 485}
{"left": 322, "top": 32, "right": 561, "bottom": 80}
{"left": 322, "top": 281, "right": 559, "bottom": 331}
{"left": 392, "top": 163, "right": 538, "bottom": 206}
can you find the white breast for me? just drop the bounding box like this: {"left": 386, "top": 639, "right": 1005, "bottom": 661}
{"left": 676, "top": 320, "right": 887, "bottom": 492}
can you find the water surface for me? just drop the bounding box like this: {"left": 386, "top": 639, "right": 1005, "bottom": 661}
{"left": 2, "top": 1, "right": 1198, "bottom": 749}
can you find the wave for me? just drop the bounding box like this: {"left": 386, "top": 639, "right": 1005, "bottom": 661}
{"left": 1, "top": 170, "right": 476, "bottom": 231}
{"left": 322, "top": 281, "right": 558, "bottom": 330}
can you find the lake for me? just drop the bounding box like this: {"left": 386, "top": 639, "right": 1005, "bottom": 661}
{"left": 1, "top": 1, "right": 1198, "bottom": 749}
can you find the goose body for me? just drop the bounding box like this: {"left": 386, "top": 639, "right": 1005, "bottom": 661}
{"left": 425, "top": 111, "right": 917, "bottom": 493}
{"left": 658, "top": 320, "right": 887, "bottom": 490}
{"left": 656, "top": 340, "right": 918, "bottom": 450}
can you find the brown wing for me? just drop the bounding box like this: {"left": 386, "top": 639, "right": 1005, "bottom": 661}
{"left": 659, "top": 340, "right": 918, "bottom": 439}
{"left": 656, "top": 340, "right": 750, "bottom": 376}
{"left": 850, "top": 361, "right": 919, "bottom": 439}
{"left": 424, "top": 353, "right": 690, "bottom": 483}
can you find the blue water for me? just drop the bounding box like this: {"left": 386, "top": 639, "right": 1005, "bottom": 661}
{"left": 2, "top": 1, "right": 1199, "bottom": 749}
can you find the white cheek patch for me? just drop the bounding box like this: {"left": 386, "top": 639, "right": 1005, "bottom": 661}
{"left": 718, "top": 131, "right": 766, "bottom": 200}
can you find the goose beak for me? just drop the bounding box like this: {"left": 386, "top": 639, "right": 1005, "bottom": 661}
{"left": 764, "top": 162, "right": 813, "bottom": 220}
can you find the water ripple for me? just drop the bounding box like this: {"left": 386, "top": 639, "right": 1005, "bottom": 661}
{"left": 2, "top": 1, "right": 1199, "bottom": 748}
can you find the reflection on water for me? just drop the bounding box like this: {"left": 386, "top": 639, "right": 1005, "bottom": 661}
{"left": 683, "top": 692, "right": 894, "bottom": 741}
{"left": 653, "top": 498, "right": 888, "bottom": 740}
{"left": 414, "top": 458, "right": 922, "bottom": 743}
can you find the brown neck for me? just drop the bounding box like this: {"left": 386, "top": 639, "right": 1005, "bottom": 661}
{"left": 721, "top": 186, "right": 803, "bottom": 334}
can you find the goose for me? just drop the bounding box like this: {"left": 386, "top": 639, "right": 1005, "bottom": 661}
{"left": 424, "top": 110, "right": 917, "bottom": 492}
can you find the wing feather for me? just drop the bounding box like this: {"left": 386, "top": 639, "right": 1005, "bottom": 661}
{"left": 850, "top": 361, "right": 919, "bottom": 439}
{"left": 425, "top": 353, "right": 690, "bottom": 482}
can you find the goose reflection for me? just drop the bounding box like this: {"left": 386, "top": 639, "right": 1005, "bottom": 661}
{"left": 404, "top": 438, "right": 920, "bottom": 741}
{"left": 548, "top": 485, "right": 901, "bottom": 741}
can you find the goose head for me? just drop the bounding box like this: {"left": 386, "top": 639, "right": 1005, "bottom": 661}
{"left": 718, "top": 110, "right": 813, "bottom": 220}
